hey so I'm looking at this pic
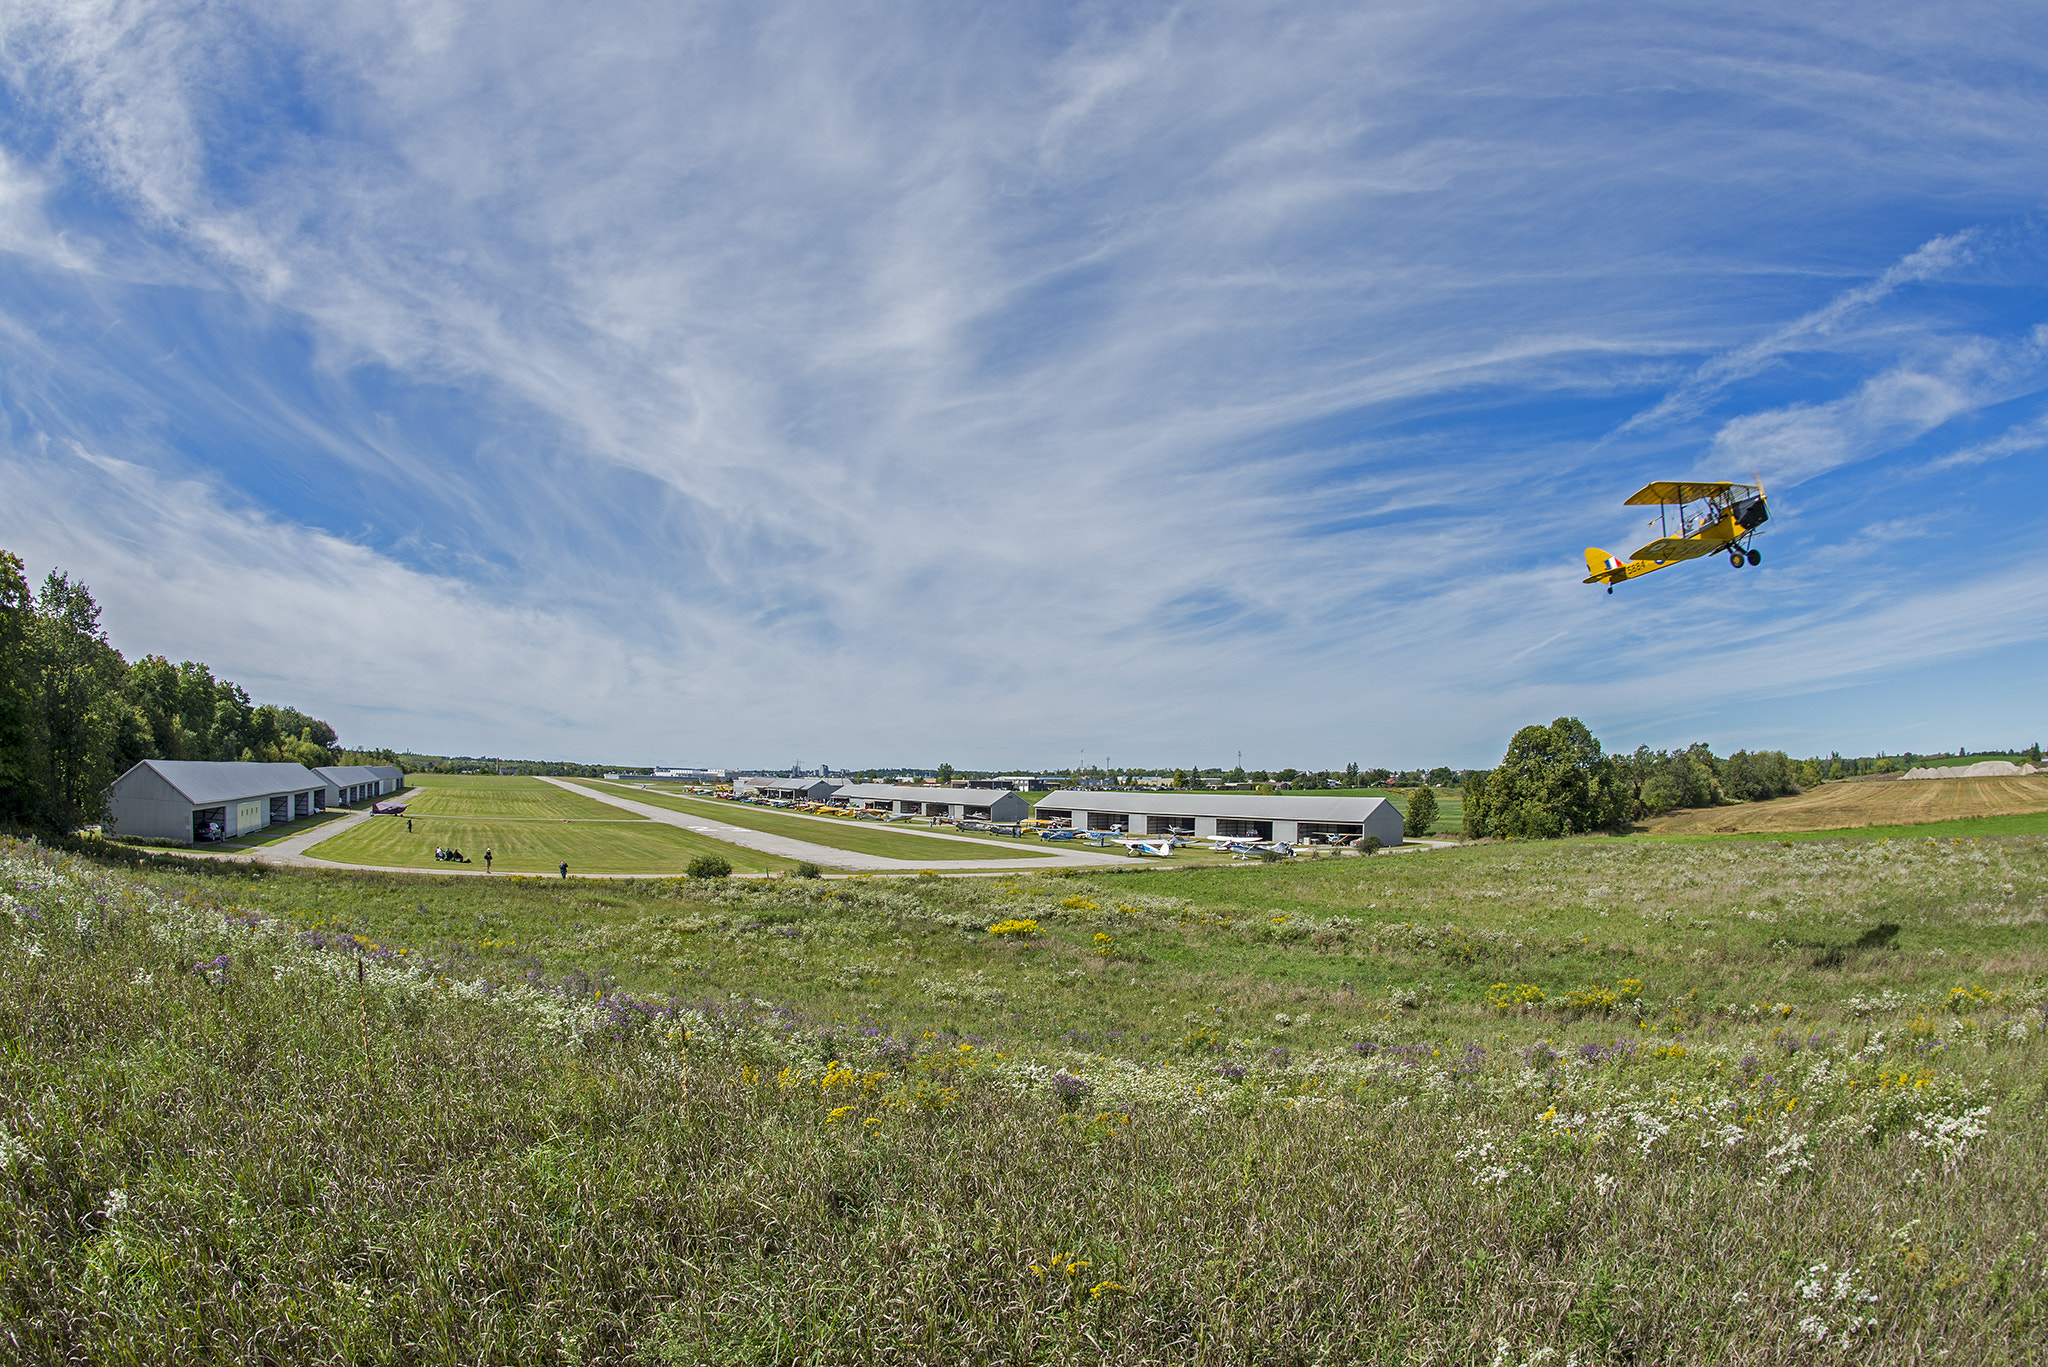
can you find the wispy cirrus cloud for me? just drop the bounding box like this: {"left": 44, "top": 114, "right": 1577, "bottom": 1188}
{"left": 1621, "top": 231, "right": 1980, "bottom": 435}
{"left": 3, "top": 0, "right": 2048, "bottom": 766}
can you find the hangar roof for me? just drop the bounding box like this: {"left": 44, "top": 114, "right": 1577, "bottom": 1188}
{"left": 119, "top": 760, "right": 323, "bottom": 805}
{"left": 831, "top": 783, "right": 1017, "bottom": 804}
{"left": 313, "top": 766, "right": 387, "bottom": 786}
{"left": 1035, "top": 789, "right": 1394, "bottom": 821}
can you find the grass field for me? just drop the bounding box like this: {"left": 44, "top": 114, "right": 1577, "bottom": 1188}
{"left": 570, "top": 781, "right": 1059, "bottom": 860}
{"left": 1647, "top": 773, "right": 2048, "bottom": 835}
{"left": 397, "top": 772, "right": 648, "bottom": 821}
{"left": 304, "top": 811, "right": 801, "bottom": 875}
{"left": 10, "top": 828, "right": 2046, "bottom": 1361}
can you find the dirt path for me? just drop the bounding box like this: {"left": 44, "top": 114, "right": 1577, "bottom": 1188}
{"left": 1645, "top": 774, "right": 2048, "bottom": 834}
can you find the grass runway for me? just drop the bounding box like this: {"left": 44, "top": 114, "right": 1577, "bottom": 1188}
{"left": 569, "top": 780, "right": 1060, "bottom": 859}
{"left": 395, "top": 772, "right": 649, "bottom": 821}
{"left": 304, "top": 811, "right": 801, "bottom": 874}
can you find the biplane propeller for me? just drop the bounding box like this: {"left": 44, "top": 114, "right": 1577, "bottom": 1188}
{"left": 1583, "top": 480, "right": 1768, "bottom": 593}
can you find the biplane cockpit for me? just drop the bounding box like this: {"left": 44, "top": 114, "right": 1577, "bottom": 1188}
{"left": 1582, "top": 480, "right": 1768, "bottom": 593}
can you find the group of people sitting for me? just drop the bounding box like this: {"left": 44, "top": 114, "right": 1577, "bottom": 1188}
{"left": 433, "top": 846, "right": 473, "bottom": 863}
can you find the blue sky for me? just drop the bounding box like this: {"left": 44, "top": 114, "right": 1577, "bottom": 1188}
{"left": 2, "top": 1, "right": 2045, "bottom": 770}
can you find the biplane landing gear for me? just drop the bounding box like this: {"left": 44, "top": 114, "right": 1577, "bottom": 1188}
{"left": 1730, "top": 550, "right": 1746, "bottom": 567}
{"left": 1747, "top": 548, "right": 1761, "bottom": 566}
{"left": 1607, "top": 585, "right": 1614, "bottom": 594}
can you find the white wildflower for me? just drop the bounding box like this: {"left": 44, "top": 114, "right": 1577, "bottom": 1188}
{"left": 1910, "top": 1104, "right": 1990, "bottom": 1168}
{"left": 1759, "top": 1131, "right": 1811, "bottom": 1185}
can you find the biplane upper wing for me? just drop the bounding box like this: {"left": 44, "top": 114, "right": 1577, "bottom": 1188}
{"left": 1628, "top": 536, "right": 1720, "bottom": 562}
{"left": 1624, "top": 480, "right": 1737, "bottom": 507}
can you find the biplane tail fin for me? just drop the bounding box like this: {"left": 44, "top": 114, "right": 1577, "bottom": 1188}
{"left": 1583, "top": 548, "right": 1626, "bottom": 583}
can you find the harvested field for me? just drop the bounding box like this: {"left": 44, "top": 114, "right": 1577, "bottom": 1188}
{"left": 1647, "top": 772, "right": 2048, "bottom": 834}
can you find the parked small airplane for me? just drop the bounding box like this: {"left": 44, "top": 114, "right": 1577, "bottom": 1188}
{"left": 1118, "top": 838, "right": 1176, "bottom": 856}
{"left": 1583, "top": 480, "right": 1768, "bottom": 593}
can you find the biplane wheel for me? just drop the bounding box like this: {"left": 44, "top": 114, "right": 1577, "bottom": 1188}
{"left": 1729, "top": 550, "right": 1745, "bottom": 568}
{"left": 1747, "top": 549, "right": 1761, "bottom": 566}
{"left": 1606, "top": 586, "right": 1613, "bottom": 594}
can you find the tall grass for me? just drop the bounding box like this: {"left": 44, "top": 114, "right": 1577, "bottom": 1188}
{"left": 3, "top": 834, "right": 2045, "bottom": 1363}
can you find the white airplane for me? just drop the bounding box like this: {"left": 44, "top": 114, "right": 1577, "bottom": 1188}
{"left": 1117, "top": 838, "right": 1176, "bottom": 856}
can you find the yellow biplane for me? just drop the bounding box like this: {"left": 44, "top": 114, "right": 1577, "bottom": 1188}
{"left": 1583, "top": 480, "right": 1768, "bottom": 593}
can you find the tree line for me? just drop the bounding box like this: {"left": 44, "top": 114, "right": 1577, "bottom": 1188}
{"left": 1462, "top": 718, "right": 1805, "bottom": 839}
{"left": 0, "top": 552, "right": 376, "bottom": 833}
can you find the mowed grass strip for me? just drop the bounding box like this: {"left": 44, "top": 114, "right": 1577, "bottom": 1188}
{"left": 305, "top": 813, "right": 799, "bottom": 874}
{"left": 567, "top": 780, "right": 1059, "bottom": 860}
{"left": 397, "top": 773, "right": 647, "bottom": 821}
{"left": 1661, "top": 809, "right": 2048, "bottom": 842}
{"left": 1646, "top": 772, "right": 2048, "bottom": 834}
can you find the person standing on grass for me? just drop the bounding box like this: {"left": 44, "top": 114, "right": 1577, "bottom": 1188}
{"left": 407, "top": 817, "right": 413, "bottom": 833}
{"left": 485, "top": 847, "right": 493, "bottom": 873}
{"left": 560, "top": 861, "right": 568, "bottom": 879}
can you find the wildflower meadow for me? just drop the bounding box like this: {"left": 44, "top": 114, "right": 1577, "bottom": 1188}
{"left": 2, "top": 831, "right": 2044, "bottom": 1363}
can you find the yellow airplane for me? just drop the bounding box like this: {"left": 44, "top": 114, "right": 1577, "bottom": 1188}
{"left": 1583, "top": 480, "right": 1769, "bottom": 593}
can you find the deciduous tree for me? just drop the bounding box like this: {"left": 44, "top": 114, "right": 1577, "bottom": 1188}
{"left": 1462, "top": 717, "right": 1628, "bottom": 839}
{"left": 1403, "top": 784, "right": 1438, "bottom": 837}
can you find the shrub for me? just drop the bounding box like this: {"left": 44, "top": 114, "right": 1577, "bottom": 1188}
{"left": 686, "top": 854, "right": 733, "bottom": 879}
{"left": 793, "top": 862, "right": 823, "bottom": 879}
{"left": 1360, "top": 836, "right": 1383, "bottom": 855}
{"left": 988, "top": 918, "right": 1039, "bottom": 938}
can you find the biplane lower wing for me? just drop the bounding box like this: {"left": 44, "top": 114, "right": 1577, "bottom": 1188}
{"left": 1629, "top": 536, "right": 1720, "bottom": 562}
